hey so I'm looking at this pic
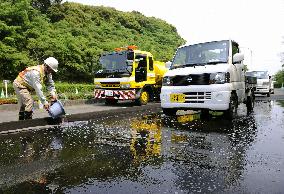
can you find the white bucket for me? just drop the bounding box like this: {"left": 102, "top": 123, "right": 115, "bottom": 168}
{"left": 48, "top": 100, "right": 66, "bottom": 119}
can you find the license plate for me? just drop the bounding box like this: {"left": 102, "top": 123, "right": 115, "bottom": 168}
{"left": 170, "top": 94, "right": 185, "bottom": 103}
{"left": 105, "top": 90, "right": 113, "bottom": 96}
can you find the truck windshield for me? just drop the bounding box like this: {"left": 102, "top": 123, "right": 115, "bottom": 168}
{"left": 246, "top": 71, "right": 269, "bottom": 79}
{"left": 171, "top": 40, "right": 229, "bottom": 68}
{"left": 99, "top": 51, "right": 131, "bottom": 71}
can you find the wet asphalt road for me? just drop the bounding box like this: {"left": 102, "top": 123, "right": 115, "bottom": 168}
{"left": 0, "top": 94, "right": 284, "bottom": 193}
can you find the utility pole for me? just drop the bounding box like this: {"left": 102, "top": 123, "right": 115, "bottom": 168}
{"left": 281, "top": 64, "right": 284, "bottom": 90}
{"left": 239, "top": 47, "right": 253, "bottom": 68}
{"left": 3, "top": 80, "right": 10, "bottom": 98}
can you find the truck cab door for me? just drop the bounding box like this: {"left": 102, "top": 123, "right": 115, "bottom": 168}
{"left": 135, "top": 55, "right": 147, "bottom": 82}
{"left": 232, "top": 42, "right": 245, "bottom": 102}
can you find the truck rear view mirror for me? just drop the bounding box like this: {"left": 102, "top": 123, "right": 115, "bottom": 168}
{"left": 126, "top": 59, "right": 133, "bottom": 65}
{"left": 127, "top": 52, "right": 134, "bottom": 60}
{"left": 165, "top": 61, "right": 172, "bottom": 68}
{"left": 135, "top": 58, "right": 144, "bottom": 62}
{"left": 233, "top": 53, "right": 244, "bottom": 63}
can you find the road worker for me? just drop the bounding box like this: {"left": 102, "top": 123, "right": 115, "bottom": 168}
{"left": 13, "top": 57, "right": 59, "bottom": 120}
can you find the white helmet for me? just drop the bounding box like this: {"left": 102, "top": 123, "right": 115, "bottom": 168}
{"left": 44, "top": 57, "right": 58, "bottom": 72}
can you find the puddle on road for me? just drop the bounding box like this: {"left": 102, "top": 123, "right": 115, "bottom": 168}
{"left": 0, "top": 101, "right": 284, "bottom": 193}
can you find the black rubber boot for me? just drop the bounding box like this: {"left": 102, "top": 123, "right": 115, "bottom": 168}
{"left": 19, "top": 111, "right": 25, "bottom": 120}
{"left": 24, "top": 111, "right": 33, "bottom": 120}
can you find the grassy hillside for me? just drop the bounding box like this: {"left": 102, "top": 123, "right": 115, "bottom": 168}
{"left": 0, "top": 0, "right": 185, "bottom": 82}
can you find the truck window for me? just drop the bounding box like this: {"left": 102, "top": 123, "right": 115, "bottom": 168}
{"left": 149, "top": 57, "right": 153, "bottom": 71}
{"left": 249, "top": 71, "right": 269, "bottom": 79}
{"left": 172, "top": 40, "right": 229, "bottom": 68}
{"left": 136, "top": 54, "right": 147, "bottom": 68}
{"left": 100, "top": 52, "right": 128, "bottom": 70}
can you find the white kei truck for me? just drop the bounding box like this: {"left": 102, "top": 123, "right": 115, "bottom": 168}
{"left": 160, "top": 40, "right": 256, "bottom": 119}
{"left": 246, "top": 70, "right": 272, "bottom": 97}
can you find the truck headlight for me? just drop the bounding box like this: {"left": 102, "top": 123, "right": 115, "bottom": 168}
{"left": 162, "top": 76, "right": 173, "bottom": 86}
{"left": 210, "top": 72, "right": 230, "bottom": 84}
{"left": 121, "top": 84, "right": 131, "bottom": 89}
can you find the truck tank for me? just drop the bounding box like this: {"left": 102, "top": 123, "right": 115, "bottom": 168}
{"left": 154, "top": 61, "right": 168, "bottom": 84}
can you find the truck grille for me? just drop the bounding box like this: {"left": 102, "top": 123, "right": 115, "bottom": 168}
{"left": 172, "top": 74, "right": 210, "bottom": 86}
{"left": 256, "top": 87, "right": 268, "bottom": 90}
{"left": 183, "top": 92, "right": 211, "bottom": 103}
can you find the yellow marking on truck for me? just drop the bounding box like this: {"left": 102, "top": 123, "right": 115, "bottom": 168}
{"left": 101, "top": 84, "right": 120, "bottom": 88}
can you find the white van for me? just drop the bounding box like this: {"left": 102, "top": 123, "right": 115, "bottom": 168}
{"left": 160, "top": 40, "right": 255, "bottom": 119}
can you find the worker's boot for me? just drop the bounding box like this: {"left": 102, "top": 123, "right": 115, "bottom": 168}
{"left": 24, "top": 111, "right": 33, "bottom": 120}
{"left": 18, "top": 111, "right": 25, "bottom": 120}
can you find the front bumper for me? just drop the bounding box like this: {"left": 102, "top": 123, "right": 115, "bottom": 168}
{"left": 255, "top": 86, "right": 269, "bottom": 94}
{"left": 160, "top": 85, "right": 232, "bottom": 111}
{"left": 94, "top": 89, "right": 136, "bottom": 100}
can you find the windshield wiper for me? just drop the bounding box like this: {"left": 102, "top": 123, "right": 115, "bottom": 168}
{"left": 171, "top": 63, "right": 204, "bottom": 69}
{"left": 125, "top": 68, "right": 131, "bottom": 74}
{"left": 205, "top": 61, "right": 226, "bottom": 65}
{"left": 185, "top": 63, "right": 207, "bottom": 67}
{"left": 116, "top": 69, "right": 130, "bottom": 73}
{"left": 184, "top": 61, "right": 226, "bottom": 67}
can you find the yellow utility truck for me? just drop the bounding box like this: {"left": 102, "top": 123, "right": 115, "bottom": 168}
{"left": 94, "top": 46, "right": 168, "bottom": 105}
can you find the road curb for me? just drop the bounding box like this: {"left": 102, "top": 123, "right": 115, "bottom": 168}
{"left": 0, "top": 99, "right": 96, "bottom": 111}
{"left": 0, "top": 103, "right": 161, "bottom": 133}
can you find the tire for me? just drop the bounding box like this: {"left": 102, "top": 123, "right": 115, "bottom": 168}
{"left": 135, "top": 90, "right": 149, "bottom": 106}
{"left": 162, "top": 108, "right": 177, "bottom": 116}
{"left": 224, "top": 93, "right": 238, "bottom": 120}
{"left": 200, "top": 109, "right": 210, "bottom": 120}
{"left": 105, "top": 99, "right": 118, "bottom": 105}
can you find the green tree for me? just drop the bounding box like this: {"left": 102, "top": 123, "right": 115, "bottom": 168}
{"left": 31, "top": 0, "right": 62, "bottom": 13}
{"left": 0, "top": 1, "right": 185, "bottom": 82}
{"left": 274, "top": 69, "right": 284, "bottom": 87}
{"left": 0, "top": 0, "right": 37, "bottom": 80}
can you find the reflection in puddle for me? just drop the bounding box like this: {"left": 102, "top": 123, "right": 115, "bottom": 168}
{"left": 130, "top": 114, "right": 162, "bottom": 164}
{"left": 276, "top": 100, "right": 284, "bottom": 107}
{"left": 1, "top": 101, "right": 284, "bottom": 193}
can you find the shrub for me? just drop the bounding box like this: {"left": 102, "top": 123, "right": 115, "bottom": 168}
{"left": 0, "top": 82, "right": 94, "bottom": 104}
{"left": 0, "top": 98, "right": 18, "bottom": 105}
{"left": 55, "top": 83, "right": 94, "bottom": 94}
{"left": 274, "top": 83, "right": 282, "bottom": 88}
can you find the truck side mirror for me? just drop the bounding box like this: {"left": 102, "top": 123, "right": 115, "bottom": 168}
{"left": 134, "top": 58, "right": 143, "bottom": 62}
{"left": 126, "top": 60, "right": 133, "bottom": 66}
{"left": 233, "top": 53, "right": 244, "bottom": 63}
{"left": 165, "top": 61, "right": 172, "bottom": 68}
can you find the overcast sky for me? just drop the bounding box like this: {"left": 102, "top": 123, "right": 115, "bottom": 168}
{"left": 66, "top": 0, "right": 284, "bottom": 75}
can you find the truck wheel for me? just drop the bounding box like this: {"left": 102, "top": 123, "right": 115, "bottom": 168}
{"left": 105, "top": 99, "right": 118, "bottom": 105}
{"left": 200, "top": 109, "right": 210, "bottom": 120}
{"left": 162, "top": 108, "right": 177, "bottom": 116}
{"left": 135, "top": 90, "right": 149, "bottom": 105}
{"left": 224, "top": 93, "right": 237, "bottom": 120}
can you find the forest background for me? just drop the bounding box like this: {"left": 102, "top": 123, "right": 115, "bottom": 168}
{"left": 0, "top": 0, "right": 185, "bottom": 82}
